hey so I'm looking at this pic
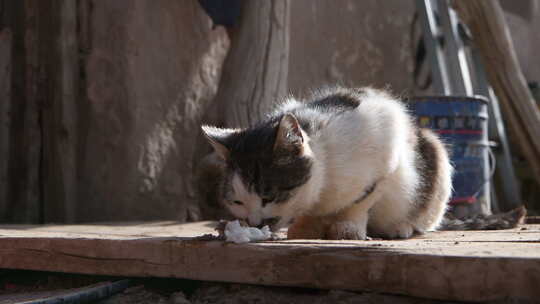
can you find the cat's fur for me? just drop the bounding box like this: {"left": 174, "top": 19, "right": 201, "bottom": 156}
{"left": 202, "top": 87, "right": 453, "bottom": 240}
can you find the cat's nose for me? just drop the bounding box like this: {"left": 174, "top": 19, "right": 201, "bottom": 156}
{"left": 247, "top": 216, "right": 261, "bottom": 227}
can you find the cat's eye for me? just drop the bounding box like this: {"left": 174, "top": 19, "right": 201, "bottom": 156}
{"left": 261, "top": 198, "right": 273, "bottom": 205}
{"left": 232, "top": 200, "right": 244, "bottom": 206}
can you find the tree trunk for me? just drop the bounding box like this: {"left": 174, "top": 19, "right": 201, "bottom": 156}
{"left": 453, "top": 0, "right": 540, "bottom": 185}
{"left": 197, "top": 0, "right": 291, "bottom": 219}
{"left": 211, "top": 0, "right": 290, "bottom": 128}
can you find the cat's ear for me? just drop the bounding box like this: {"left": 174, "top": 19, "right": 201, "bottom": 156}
{"left": 273, "top": 114, "right": 304, "bottom": 155}
{"left": 201, "top": 125, "right": 239, "bottom": 161}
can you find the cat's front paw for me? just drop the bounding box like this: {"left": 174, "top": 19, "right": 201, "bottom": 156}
{"left": 287, "top": 216, "right": 326, "bottom": 240}
{"left": 326, "top": 221, "right": 367, "bottom": 240}
{"left": 385, "top": 222, "right": 415, "bottom": 239}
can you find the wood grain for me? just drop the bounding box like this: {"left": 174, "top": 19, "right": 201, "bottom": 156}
{"left": 0, "top": 221, "right": 539, "bottom": 302}
{"left": 39, "top": 0, "right": 79, "bottom": 223}
{"left": 0, "top": 29, "right": 11, "bottom": 219}
{"left": 208, "top": 0, "right": 290, "bottom": 128}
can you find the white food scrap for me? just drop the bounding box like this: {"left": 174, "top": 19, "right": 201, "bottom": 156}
{"left": 224, "top": 220, "right": 272, "bottom": 243}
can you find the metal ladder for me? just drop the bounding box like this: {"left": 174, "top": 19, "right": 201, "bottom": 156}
{"left": 416, "top": 0, "right": 521, "bottom": 215}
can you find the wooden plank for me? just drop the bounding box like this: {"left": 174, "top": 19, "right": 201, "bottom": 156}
{"left": 0, "top": 222, "right": 539, "bottom": 302}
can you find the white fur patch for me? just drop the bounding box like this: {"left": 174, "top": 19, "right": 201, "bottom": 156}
{"left": 229, "top": 174, "right": 263, "bottom": 225}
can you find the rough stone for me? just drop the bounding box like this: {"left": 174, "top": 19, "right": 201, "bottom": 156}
{"left": 77, "top": 1, "right": 229, "bottom": 222}
{"left": 97, "top": 286, "right": 170, "bottom": 304}
{"left": 170, "top": 291, "right": 192, "bottom": 304}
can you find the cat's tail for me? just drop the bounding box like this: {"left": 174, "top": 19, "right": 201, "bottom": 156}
{"left": 439, "top": 205, "right": 527, "bottom": 231}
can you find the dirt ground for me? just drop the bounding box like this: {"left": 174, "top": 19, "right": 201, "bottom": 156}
{"left": 0, "top": 270, "right": 464, "bottom": 304}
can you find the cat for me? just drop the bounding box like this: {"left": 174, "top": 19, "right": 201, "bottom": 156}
{"left": 201, "top": 87, "right": 454, "bottom": 240}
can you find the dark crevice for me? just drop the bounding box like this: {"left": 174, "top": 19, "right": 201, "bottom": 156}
{"left": 36, "top": 1, "right": 55, "bottom": 224}
{"left": 0, "top": 0, "right": 6, "bottom": 30}
{"left": 38, "top": 82, "right": 45, "bottom": 224}
{"left": 76, "top": 0, "right": 92, "bottom": 223}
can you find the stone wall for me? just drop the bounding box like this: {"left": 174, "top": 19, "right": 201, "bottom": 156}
{"left": 76, "top": 1, "right": 228, "bottom": 222}
{"left": 288, "top": 0, "right": 416, "bottom": 96}
{"left": 501, "top": 0, "right": 540, "bottom": 84}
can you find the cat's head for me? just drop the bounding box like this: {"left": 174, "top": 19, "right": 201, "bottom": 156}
{"left": 202, "top": 114, "right": 314, "bottom": 231}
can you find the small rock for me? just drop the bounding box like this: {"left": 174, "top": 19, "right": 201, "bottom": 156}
{"left": 169, "top": 291, "right": 191, "bottom": 304}
{"left": 191, "top": 283, "right": 444, "bottom": 304}
{"left": 96, "top": 285, "right": 168, "bottom": 304}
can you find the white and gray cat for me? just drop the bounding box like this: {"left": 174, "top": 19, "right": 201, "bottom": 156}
{"left": 201, "top": 87, "right": 518, "bottom": 240}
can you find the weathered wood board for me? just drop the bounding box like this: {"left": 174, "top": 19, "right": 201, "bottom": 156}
{"left": 0, "top": 222, "right": 539, "bottom": 302}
